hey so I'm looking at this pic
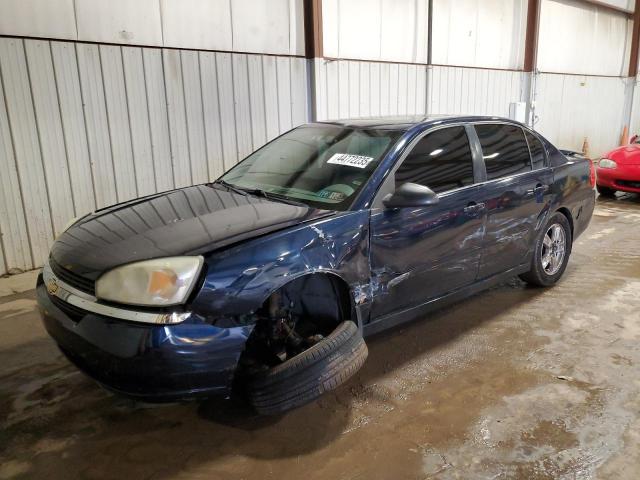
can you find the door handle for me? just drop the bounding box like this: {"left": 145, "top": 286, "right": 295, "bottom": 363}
{"left": 526, "top": 184, "right": 549, "bottom": 196}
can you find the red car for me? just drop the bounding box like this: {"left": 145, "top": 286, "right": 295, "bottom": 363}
{"left": 597, "top": 138, "right": 640, "bottom": 196}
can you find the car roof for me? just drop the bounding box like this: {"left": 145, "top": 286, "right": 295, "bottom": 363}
{"left": 314, "top": 114, "right": 522, "bottom": 131}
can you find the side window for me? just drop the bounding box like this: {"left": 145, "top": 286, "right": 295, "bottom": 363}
{"left": 525, "top": 131, "right": 546, "bottom": 170}
{"left": 394, "top": 126, "right": 475, "bottom": 194}
{"left": 475, "top": 124, "right": 532, "bottom": 180}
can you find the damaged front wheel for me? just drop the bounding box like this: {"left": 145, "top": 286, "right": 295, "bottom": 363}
{"left": 246, "top": 321, "right": 368, "bottom": 415}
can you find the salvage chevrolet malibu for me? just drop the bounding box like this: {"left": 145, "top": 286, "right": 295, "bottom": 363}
{"left": 37, "top": 116, "right": 595, "bottom": 414}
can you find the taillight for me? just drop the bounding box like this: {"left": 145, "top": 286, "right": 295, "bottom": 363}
{"left": 589, "top": 160, "right": 596, "bottom": 187}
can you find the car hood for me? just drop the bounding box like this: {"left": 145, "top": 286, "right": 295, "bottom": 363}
{"left": 50, "top": 184, "right": 334, "bottom": 280}
{"left": 605, "top": 144, "right": 640, "bottom": 165}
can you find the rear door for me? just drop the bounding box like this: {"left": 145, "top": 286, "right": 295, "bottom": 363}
{"left": 368, "top": 125, "right": 487, "bottom": 319}
{"left": 474, "top": 123, "right": 553, "bottom": 279}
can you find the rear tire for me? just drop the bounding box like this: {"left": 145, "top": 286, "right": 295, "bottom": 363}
{"left": 520, "top": 212, "right": 572, "bottom": 287}
{"left": 597, "top": 184, "right": 616, "bottom": 197}
{"left": 246, "top": 321, "right": 367, "bottom": 415}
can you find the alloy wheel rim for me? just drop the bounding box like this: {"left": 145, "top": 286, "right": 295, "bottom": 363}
{"left": 541, "top": 223, "right": 566, "bottom": 276}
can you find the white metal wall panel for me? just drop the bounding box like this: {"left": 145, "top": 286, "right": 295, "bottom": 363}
{"left": 100, "top": 45, "right": 138, "bottom": 202}
{"left": 432, "top": 0, "right": 527, "bottom": 70}
{"left": 50, "top": 42, "right": 96, "bottom": 214}
{"left": 313, "top": 59, "right": 428, "bottom": 121}
{"left": 75, "top": 0, "right": 163, "bottom": 47}
{"left": 122, "top": 48, "right": 156, "bottom": 197}
{"left": 0, "top": 38, "right": 309, "bottom": 275}
{"left": 232, "top": 54, "right": 254, "bottom": 162}
{"left": 322, "top": 0, "right": 429, "bottom": 64}
{"left": 0, "top": 0, "right": 77, "bottom": 40}
{"left": 629, "top": 85, "right": 640, "bottom": 139}
{"left": 76, "top": 43, "right": 119, "bottom": 208}
{"left": 277, "top": 57, "right": 294, "bottom": 131}
{"left": 161, "top": 0, "right": 233, "bottom": 52}
{"left": 247, "top": 55, "right": 268, "bottom": 149}
{"left": 142, "top": 49, "right": 175, "bottom": 193}
{"left": 24, "top": 40, "right": 76, "bottom": 236}
{"left": 535, "top": 73, "right": 627, "bottom": 157}
{"left": 262, "top": 56, "right": 282, "bottom": 141}
{"left": 0, "top": 39, "right": 54, "bottom": 267}
{"left": 0, "top": 0, "right": 304, "bottom": 56}
{"left": 0, "top": 60, "right": 32, "bottom": 272}
{"left": 215, "top": 52, "right": 240, "bottom": 170}
{"left": 538, "top": 0, "right": 632, "bottom": 77}
{"left": 596, "top": 0, "right": 634, "bottom": 12}
{"left": 231, "top": 0, "right": 305, "bottom": 56}
{"left": 428, "top": 66, "right": 525, "bottom": 117}
{"left": 181, "top": 50, "right": 210, "bottom": 185}
{"left": 163, "top": 49, "right": 193, "bottom": 188}
{"left": 291, "top": 58, "right": 309, "bottom": 127}
{"left": 199, "top": 51, "right": 226, "bottom": 180}
{"left": 289, "top": 0, "right": 307, "bottom": 57}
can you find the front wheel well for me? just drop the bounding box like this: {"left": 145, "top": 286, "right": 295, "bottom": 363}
{"left": 235, "top": 273, "right": 355, "bottom": 378}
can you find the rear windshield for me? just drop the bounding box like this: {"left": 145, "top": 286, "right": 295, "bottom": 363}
{"left": 220, "top": 124, "right": 402, "bottom": 210}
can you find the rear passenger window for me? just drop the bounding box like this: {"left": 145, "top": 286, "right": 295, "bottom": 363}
{"left": 475, "top": 124, "right": 532, "bottom": 180}
{"left": 395, "top": 127, "right": 475, "bottom": 193}
{"left": 525, "top": 131, "right": 546, "bottom": 169}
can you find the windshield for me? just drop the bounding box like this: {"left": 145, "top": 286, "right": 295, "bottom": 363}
{"left": 219, "top": 124, "right": 402, "bottom": 210}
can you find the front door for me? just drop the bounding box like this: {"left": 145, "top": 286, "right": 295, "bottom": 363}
{"left": 369, "top": 125, "right": 487, "bottom": 320}
{"left": 473, "top": 123, "right": 553, "bottom": 279}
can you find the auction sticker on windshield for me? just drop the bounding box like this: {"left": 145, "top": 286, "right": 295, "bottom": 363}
{"left": 327, "top": 153, "right": 374, "bottom": 169}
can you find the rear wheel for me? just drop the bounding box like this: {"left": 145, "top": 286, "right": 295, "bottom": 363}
{"left": 520, "top": 212, "right": 572, "bottom": 287}
{"left": 597, "top": 184, "right": 616, "bottom": 197}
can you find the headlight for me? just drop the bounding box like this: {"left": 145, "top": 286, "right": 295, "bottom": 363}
{"left": 599, "top": 158, "right": 617, "bottom": 169}
{"left": 96, "top": 256, "right": 204, "bottom": 307}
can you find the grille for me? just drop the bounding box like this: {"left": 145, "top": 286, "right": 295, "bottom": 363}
{"left": 50, "top": 295, "right": 87, "bottom": 322}
{"left": 49, "top": 258, "right": 96, "bottom": 296}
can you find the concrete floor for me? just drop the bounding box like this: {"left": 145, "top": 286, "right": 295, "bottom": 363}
{"left": 1, "top": 194, "right": 639, "bottom": 480}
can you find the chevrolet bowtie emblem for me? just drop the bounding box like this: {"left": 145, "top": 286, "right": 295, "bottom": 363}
{"left": 46, "top": 278, "right": 59, "bottom": 295}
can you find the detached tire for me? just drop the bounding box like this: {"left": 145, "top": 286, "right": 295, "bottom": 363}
{"left": 520, "top": 212, "right": 572, "bottom": 287}
{"left": 246, "top": 321, "right": 367, "bottom": 415}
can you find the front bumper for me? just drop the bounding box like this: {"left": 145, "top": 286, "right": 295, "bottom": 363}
{"left": 36, "top": 276, "right": 253, "bottom": 401}
{"left": 597, "top": 165, "right": 640, "bottom": 193}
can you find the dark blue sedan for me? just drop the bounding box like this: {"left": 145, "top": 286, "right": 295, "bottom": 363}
{"left": 37, "top": 115, "right": 595, "bottom": 414}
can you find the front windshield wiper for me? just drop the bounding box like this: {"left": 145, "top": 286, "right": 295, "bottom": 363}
{"left": 213, "top": 180, "right": 308, "bottom": 207}
{"left": 213, "top": 179, "right": 250, "bottom": 197}
{"left": 242, "top": 188, "right": 309, "bottom": 207}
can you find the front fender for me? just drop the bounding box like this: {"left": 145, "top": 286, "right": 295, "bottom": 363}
{"left": 190, "top": 210, "right": 371, "bottom": 323}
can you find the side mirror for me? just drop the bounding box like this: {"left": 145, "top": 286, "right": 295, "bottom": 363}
{"left": 383, "top": 182, "right": 439, "bottom": 209}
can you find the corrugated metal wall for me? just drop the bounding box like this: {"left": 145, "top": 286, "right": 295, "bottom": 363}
{"left": 313, "top": 59, "right": 428, "bottom": 120}
{"left": 0, "top": 37, "right": 309, "bottom": 275}
{"left": 313, "top": 62, "right": 525, "bottom": 121}
{"left": 428, "top": 66, "right": 525, "bottom": 116}
{"left": 535, "top": 73, "right": 628, "bottom": 157}
{"left": 629, "top": 79, "right": 640, "bottom": 136}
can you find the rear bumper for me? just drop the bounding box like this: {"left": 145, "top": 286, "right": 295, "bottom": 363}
{"left": 597, "top": 165, "right": 640, "bottom": 193}
{"left": 36, "top": 276, "right": 253, "bottom": 401}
